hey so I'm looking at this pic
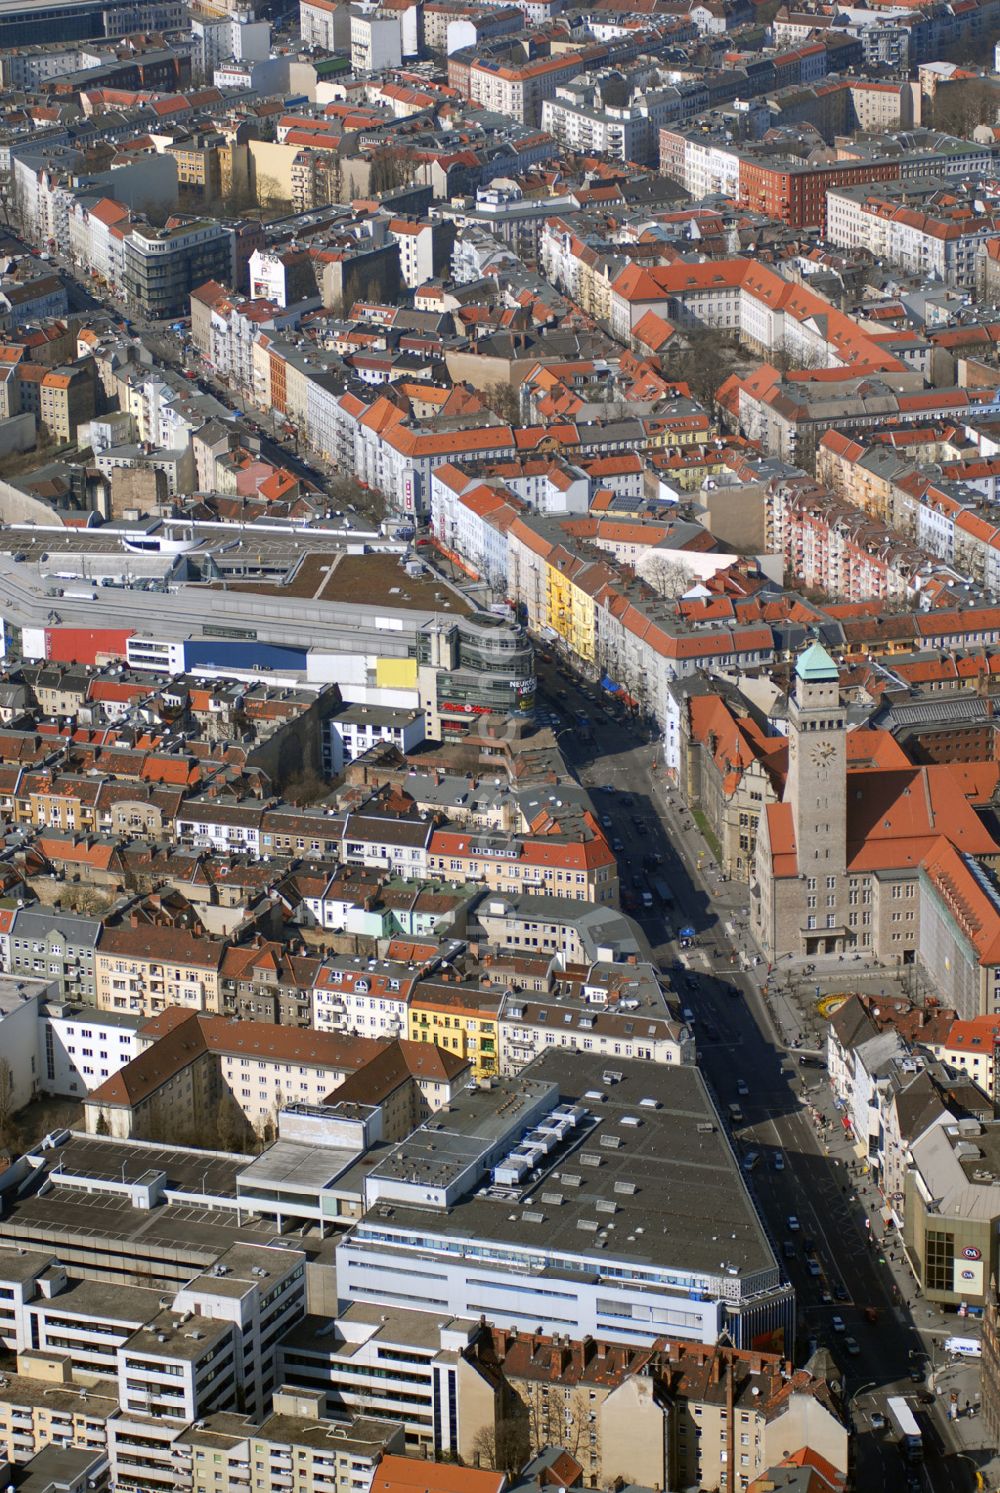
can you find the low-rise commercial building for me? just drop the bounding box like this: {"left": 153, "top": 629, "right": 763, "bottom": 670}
{"left": 338, "top": 1049, "right": 793, "bottom": 1350}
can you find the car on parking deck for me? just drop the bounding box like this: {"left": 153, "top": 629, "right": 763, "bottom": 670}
{"left": 736, "top": 1079, "right": 749, "bottom": 1096}
{"left": 787, "top": 1216, "right": 800, "bottom": 1231}
{"left": 845, "top": 1336, "right": 860, "bottom": 1355}
{"left": 773, "top": 1153, "right": 785, "bottom": 1171}
{"left": 831, "top": 1316, "right": 845, "bottom": 1333}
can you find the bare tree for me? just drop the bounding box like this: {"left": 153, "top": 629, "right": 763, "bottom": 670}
{"left": 665, "top": 329, "right": 735, "bottom": 411}
{"left": 481, "top": 382, "right": 521, "bottom": 426}
{"left": 469, "top": 1416, "right": 528, "bottom": 1475}
{"left": 933, "top": 79, "right": 1000, "bottom": 137}
{"left": 216, "top": 1091, "right": 249, "bottom": 1152}
{"left": 371, "top": 150, "right": 413, "bottom": 196}
{"left": 518, "top": 1382, "right": 594, "bottom": 1465}
{"left": 0, "top": 1058, "right": 15, "bottom": 1142}
{"left": 771, "top": 337, "right": 827, "bottom": 374}
{"left": 283, "top": 768, "right": 330, "bottom": 805}
{"left": 639, "top": 553, "right": 697, "bottom": 598}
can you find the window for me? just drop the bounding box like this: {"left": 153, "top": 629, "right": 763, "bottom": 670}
{"left": 925, "top": 1229, "right": 954, "bottom": 1293}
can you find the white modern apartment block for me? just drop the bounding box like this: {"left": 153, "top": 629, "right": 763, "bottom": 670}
{"left": 40, "top": 1003, "right": 144, "bottom": 1097}
{"left": 327, "top": 704, "right": 426, "bottom": 773}
{"left": 170, "top": 1243, "right": 306, "bottom": 1421}
{"left": 0, "top": 1241, "right": 304, "bottom": 1426}
{"left": 192, "top": 13, "right": 270, "bottom": 76}
{"left": 277, "top": 1304, "right": 481, "bottom": 1451}
{"left": 351, "top": 9, "right": 403, "bottom": 72}
{"left": 389, "top": 220, "right": 438, "bottom": 289}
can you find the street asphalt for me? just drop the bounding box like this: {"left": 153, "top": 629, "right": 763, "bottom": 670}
{"left": 538, "top": 656, "right": 990, "bottom": 1493}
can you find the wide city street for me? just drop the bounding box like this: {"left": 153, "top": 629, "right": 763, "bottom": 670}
{"left": 535, "top": 655, "right": 986, "bottom": 1493}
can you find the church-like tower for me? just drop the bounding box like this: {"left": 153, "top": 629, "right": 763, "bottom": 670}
{"left": 785, "top": 642, "right": 849, "bottom": 952}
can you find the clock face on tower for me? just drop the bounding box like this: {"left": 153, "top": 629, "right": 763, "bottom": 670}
{"left": 810, "top": 743, "right": 835, "bottom": 768}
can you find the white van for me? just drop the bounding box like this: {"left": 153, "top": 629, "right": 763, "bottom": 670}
{"left": 944, "top": 1336, "right": 981, "bottom": 1359}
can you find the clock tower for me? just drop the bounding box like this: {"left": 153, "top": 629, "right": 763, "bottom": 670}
{"left": 785, "top": 642, "right": 849, "bottom": 948}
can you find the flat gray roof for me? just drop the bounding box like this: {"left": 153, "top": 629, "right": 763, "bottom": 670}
{"left": 368, "top": 1052, "right": 777, "bottom": 1287}
{"left": 372, "top": 1074, "right": 557, "bottom": 1188}
{"left": 49, "top": 1134, "right": 245, "bottom": 1196}
{"left": 239, "top": 1140, "right": 361, "bottom": 1194}
{"left": 124, "top": 1307, "right": 234, "bottom": 1362}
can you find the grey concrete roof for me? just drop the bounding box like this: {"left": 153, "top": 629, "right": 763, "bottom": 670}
{"left": 367, "top": 1050, "right": 778, "bottom": 1290}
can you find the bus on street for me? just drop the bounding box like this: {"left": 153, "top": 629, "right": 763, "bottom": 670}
{"left": 886, "top": 1397, "right": 922, "bottom": 1464}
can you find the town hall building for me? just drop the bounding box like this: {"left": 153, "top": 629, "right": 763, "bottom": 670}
{"left": 751, "top": 642, "right": 1000, "bottom": 969}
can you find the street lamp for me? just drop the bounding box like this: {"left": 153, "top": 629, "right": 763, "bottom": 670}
{"left": 952, "top": 1451, "right": 985, "bottom": 1492}
{"left": 847, "top": 1380, "right": 879, "bottom": 1424}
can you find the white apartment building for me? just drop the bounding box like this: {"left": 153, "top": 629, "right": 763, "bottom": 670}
{"left": 108, "top": 1407, "right": 192, "bottom": 1493}
{"left": 327, "top": 703, "right": 426, "bottom": 772}
{"left": 826, "top": 182, "right": 1000, "bottom": 289}
{"left": 389, "top": 220, "right": 438, "bottom": 289}
{"left": 300, "top": 0, "right": 346, "bottom": 49}
{"left": 277, "top": 1305, "right": 482, "bottom": 1452}
{"left": 311, "top": 961, "right": 416, "bottom": 1037}
{"left": 192, "top": 13, "right": 270, "bottom": 76}
{"left": 350, "top": 10, "right": 403, "bottom": 72}
{"left": 170, "top": 1243, "right": 306, "bottom": 1421}
{"left": 0, "top": 1251, "right": 163, "bottom": 1376}
{"left": 40, "top": 1003, "right": 143, "bottom": 1098}
{"left": 681, "top": 137, "right": 741, "bottom": 200}
{"left": 497, "top": 993, "right": 692, "bottom": 1072}
{"left": 0, "top": 1242, "right": 302, "bottom": 1426}
{"left": 176, "top": 1392, "right": 403, "bottom": 1493}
